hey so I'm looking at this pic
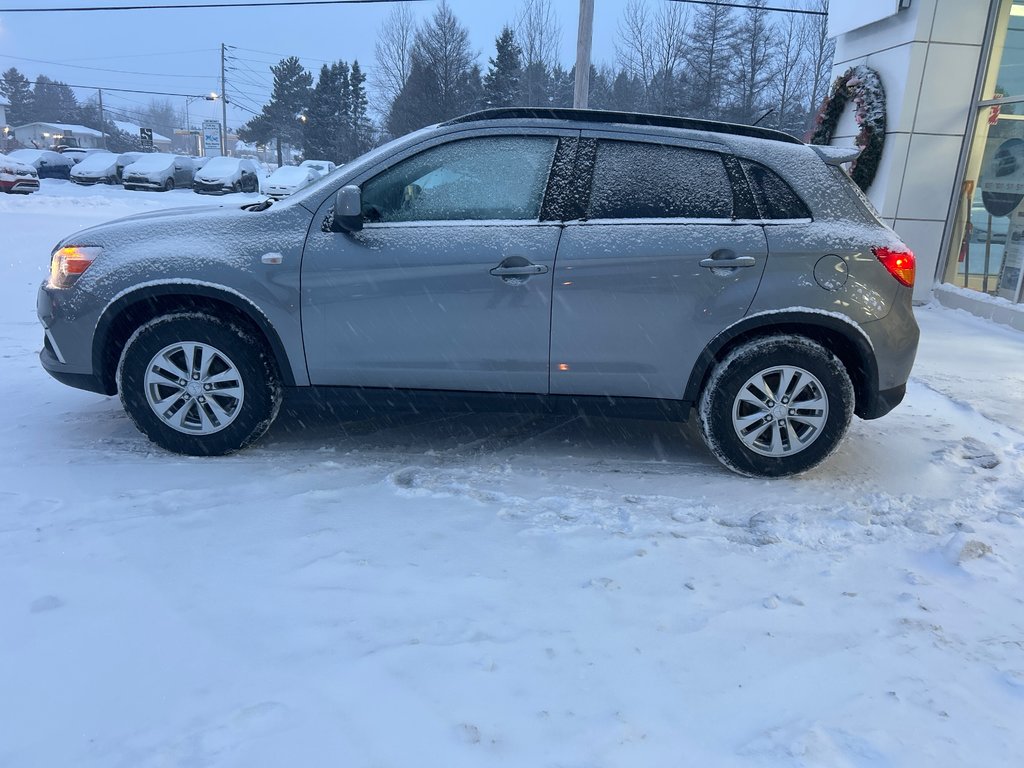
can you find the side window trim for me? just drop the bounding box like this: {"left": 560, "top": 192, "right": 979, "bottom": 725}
{"left": 539, "top": 131, "right": 584, "bottom": 222}
{"left": 738, "top": 157, "right": 813, "bottom": 221}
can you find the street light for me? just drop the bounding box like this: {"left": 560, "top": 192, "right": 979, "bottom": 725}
{"left": 184, "top": 92, "right": 219, "bottom": 155}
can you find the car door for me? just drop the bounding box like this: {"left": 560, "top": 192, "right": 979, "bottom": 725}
{"left": 301, "top": 131, "right": 575, "bottom": 393}
{"left": 549, "top": 133, "right": 769, "bottom": 400}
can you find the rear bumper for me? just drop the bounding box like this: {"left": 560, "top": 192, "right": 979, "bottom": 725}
{"left": 0, "top": 177, "right": 40, "bottom": 194}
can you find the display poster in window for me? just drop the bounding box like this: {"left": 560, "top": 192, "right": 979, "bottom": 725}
{"left": 980, "top": 137, "right": 1024, "bottom": 216}
{"left": 997, "top": 207, "right": 1024, "bottom": 302}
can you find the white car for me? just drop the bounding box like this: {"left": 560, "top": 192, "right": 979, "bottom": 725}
{"left": 70, "top": 152, "right": 121, "bottom": 185}
{"left": 121, "top": 154, "right": 195, "bottom": 191}
{"left": 264, "top": 164, "right": 320, "bottom": 199}
{"left": 192, "top": 156, "right": 261, "bottom": 194}
{"left": 0, "top": 153, "right": 40, "bottom": 194}
{"left": 299, "top": 159, "right": 336, "bottom": 178}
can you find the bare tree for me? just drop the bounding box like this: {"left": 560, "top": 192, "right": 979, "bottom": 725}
{"left": 804, "top": 0, "right": 836, "bottom": 119}
{"left": 516, "top": 0, "right": 561, "bottom": 106}
{"left": 730, "top": 0, "right": 775, "bottom": 124}
{"left": 616, "top": 0, "right": 688, "bottom": 114}
{"left": 372, "top": 3, "right": 416, "bottom": 116}
{"left": 770, "top": 9, "right": 809, "bottom": 134}
{"left": 616, "top": 0, "right": 654, "bottom": 98}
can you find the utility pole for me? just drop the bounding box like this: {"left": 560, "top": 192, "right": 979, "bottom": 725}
{"left": 97, "top": 88, "right": 106, "bottom": 149}
{"left": 220, "top": 42, "right": 228, "bottom": 156}
{"left": 573, "top": 0, "right": 594, "bottom": 109}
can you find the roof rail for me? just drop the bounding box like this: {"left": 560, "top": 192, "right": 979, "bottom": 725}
{"left": 442, "top": 107, "right": 804, "bottom": 145}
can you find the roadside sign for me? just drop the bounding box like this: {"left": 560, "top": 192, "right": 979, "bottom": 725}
{"left": 140, "top": 127, "right": 153, "bottom": 149}
{"left": 203, "top": 119, "right": 222, "bottom": 157}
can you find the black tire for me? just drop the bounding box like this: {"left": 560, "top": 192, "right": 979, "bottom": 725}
{"left": 232, "top": 180, "right": 242, "bottom": 193}
{"left": 117, "top": 313, "right": 282, "bottom": 456}
{"left": 698, "top": 334, "right": 854, "bottom": 478}
{"left": 163, "top": 178, "right": 175, "bottom": 191}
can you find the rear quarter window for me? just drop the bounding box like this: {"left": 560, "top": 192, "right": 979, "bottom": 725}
{"left": 739, "top": 159, "right": 811, "bottom": 220}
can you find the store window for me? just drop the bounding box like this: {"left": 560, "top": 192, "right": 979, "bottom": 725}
{"left": 944, "top": 0, "right": 1024, "bottom": 303}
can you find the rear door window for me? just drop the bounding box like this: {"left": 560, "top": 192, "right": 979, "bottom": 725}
{"left": 586, "top": 140, "right": 734, "bottom": 220}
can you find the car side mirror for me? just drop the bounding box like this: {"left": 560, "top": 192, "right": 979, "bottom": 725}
{"left": 331, "top": 184, "right": 363, "bottom": 233}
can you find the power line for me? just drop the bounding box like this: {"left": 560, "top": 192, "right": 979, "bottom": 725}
{"left": 0, "top": 0, "right": 428, "bottom": 13}
{"left": 665, "top": 0, "right": 826, "bottom": 15}
{"left": 0, "top": 52, "right": 217, "bottom": 79}
{"left": 26, "top": 80, "right": 215, "bottom": 98}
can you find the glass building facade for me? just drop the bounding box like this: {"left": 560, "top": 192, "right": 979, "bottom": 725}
{"left": 943, "top": 0, "right": 1024, "bottom": 303}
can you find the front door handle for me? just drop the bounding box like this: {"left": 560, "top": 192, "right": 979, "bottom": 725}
{"left": 490, "top": 264, "right": 549, "bottom": 277}
{"left": 699, "top": 256, "right": 756, "bottom": 269}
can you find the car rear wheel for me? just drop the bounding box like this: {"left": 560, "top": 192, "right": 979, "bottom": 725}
{"left": 698, "top": 335, "right": 854, "bottom": 478}
{"left": 117, "top": 313, "right": 282, "bottom": 456}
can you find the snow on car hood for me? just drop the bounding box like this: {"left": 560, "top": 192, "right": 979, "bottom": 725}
{"left": 70, "top": 153, "right": 119, "bottom": 175}
{"left": 267, "top": 166, "right": 314, "bottom": 186}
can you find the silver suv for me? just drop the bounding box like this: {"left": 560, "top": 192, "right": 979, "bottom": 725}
{"left": 37, "top": 108, "right": 919, "bottom": 477}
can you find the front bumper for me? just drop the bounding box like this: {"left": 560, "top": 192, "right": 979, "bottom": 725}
{"left": 193, "top": 179, "right": 234, "bottom": 195}
{"left": 37, "top": 282, "right": 111, "bottom": 395}
{"left": 123, "top": 176, "right": 166, "bottom": 190}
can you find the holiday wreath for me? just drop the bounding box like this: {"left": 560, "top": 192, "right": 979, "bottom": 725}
{"left": 810, "top": 65, "right": 886, "bottom": 192}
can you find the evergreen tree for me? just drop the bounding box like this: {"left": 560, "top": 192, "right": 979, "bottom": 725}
{"left": 484, "top": 26, "right": 523, "bottom": 108}
{"left": 685, "top": 4, "right": 736, "bottom": 120}
{"left": 548, "top": 64, "right": 574, "bottom": 108}
{"left": 349, "top": 61, "right": 374, "bottom": 157}
{"left": 304, "top": 62, "right": 348, "bottom": 161}
{"left": 1, "top": 68, "right": 34, "bottom": 125}
{"left": 31, "top": 76, "right": 78, "bottom": 124}
{"left": 609, "top": 70, "right": 644, "bottom": 112}
{"left": 239, "top": 56, "right": 312, "bottom": 165}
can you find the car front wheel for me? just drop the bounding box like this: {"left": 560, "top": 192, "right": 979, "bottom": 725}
{"left": 698, "top": 335, "right": 854, "bottom": 478}
{"left": 117, "top": 313, "right": 282, "bottom": 455}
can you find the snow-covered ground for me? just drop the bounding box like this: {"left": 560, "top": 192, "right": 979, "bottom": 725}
{"left": 2, "top": 181, "right": 1023, "bottom": 767}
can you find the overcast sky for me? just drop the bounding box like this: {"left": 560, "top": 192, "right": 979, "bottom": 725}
{"left": 0, "top": 0, "right": 805, "bottom": 129}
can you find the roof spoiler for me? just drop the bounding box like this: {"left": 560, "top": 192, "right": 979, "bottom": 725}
{"left": 811, "top": 144, "right": 862, "bottom": 165}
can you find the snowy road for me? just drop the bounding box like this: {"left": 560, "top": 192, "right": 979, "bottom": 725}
{"left": 2, "top": 182, "right": 1023, "bottom": 767}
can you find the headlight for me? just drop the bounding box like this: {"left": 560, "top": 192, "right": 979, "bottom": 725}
{"left": 48, "top": 246, "right": 101, "bottom": 289}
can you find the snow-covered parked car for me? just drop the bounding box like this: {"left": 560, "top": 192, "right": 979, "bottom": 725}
{"left": 70, "top": 152, "right": 121, "bottom": 185}
{"left": 121, "top": 154, "right": 194, "bottom": 192}
{"left": 192, "top": 157, "right": 261, "bottom": 194}
{"left": 299, "top": 159, "right": 336, "bottom": 178}
{"left": 7, "top": 149, "right": 74, "bottom": 180}
{"left": 264, "top": 164, "right": 320, "bottom": 199}
{"left": 115, "top": 152, "right": 144, "bottom": 182}
{"left": 0, "top": 153, "right": 40, "bottom": 194}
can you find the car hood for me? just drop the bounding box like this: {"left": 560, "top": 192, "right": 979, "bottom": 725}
{"left": 55, "top": 201, "right": 315, "bottom": 298}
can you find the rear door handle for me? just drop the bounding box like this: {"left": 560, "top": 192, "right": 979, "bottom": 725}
{"left": 699, "top": 256, "right": 756, "bottom": 269}
{"left": 490, "top": 264, "right": 549, "bottom": 277}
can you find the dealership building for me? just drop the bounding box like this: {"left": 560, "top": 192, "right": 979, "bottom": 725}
{"left": 829, "top": 0, "right": 1024, "bottom": 328}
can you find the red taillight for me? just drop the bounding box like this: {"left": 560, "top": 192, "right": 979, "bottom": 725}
{"left": 873, "top": 246, "right": 915, "bottom": 287}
